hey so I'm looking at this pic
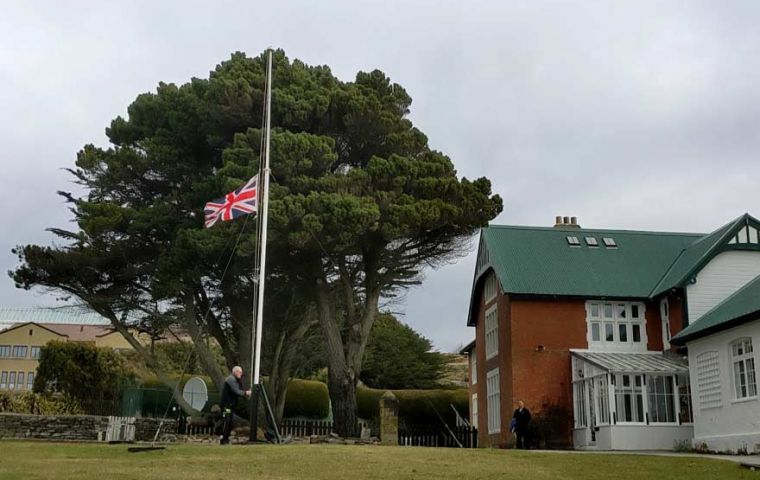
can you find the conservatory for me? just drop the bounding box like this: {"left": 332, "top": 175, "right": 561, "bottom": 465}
{"left": 570, "top": 350, "right": 694, "bottom": 450}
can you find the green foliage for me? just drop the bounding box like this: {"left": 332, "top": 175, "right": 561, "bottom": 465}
{"left": 283, "top": 378, "right": 330, "bottom": 419}
{"left": 0, "top": 391, "right": 83, "bottom": 415}
{"left": 10, "top": 49, "right": 502, "bottom": 432}
{"left": 34, "top": 341, "right": 134, "bottom": 412}
{"left": 356, "top": 386, "right": 468, "bottom": 425}
{"left": 361, "top": 314, "right": 446, "bottom": 390}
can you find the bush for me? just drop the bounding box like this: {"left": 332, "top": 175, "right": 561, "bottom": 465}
{"left": 357, "top": 386, "right": 468, "bottom": 425}
{"left": 0, "top": 391, "right": 83, "bottom": 415}
{"left": 283, "top": 379, "right": 330, "bottom": 419}
{"left": 34, "top": 340, "right": 134, "bottom": 413}
{"left": 530, "top": 404, "right": 572, "bottom": 449}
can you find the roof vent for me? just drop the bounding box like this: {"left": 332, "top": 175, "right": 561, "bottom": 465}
{"left": 554, "top": 215, "right": 581, "bottom": 228}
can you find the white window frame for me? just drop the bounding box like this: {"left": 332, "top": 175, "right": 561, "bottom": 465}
{"left": 11, "top": 345, "right": 28, "bottom": 359}
{"left": 470, "top": 352, "right": 477, "bottom": 385}
{"left": 586, "top": 301, "right": 647, "bottom": 351}
{"left": 660, "top": 298, "right": 671, "bottom": 350}
{"left": 484, "top": 305, "right": 499, "bottom": 360}
{"left": 573, "top": 381, "right": 587, "bottom": 428}
{"left": 16, "top": 372, "right": 24, "bottom": 391}
{"left": 486, "top": 368, "right": 501, "bottom": 434}
{"left": 8, "top": 371, "right": 15, "bottom": 390}
{"left": 0, "top": 345, "right": 10, "bottom": 358}
{"left": 471, "top": 393, "right": 478, "bottom": 427}
{"left": 484, "top": 273, "right": 498, "bottom": 304}
{"left": 730, "top": 338, "right": 757, "bottom": 401}
{"left": 26, "top": 372, "right": 34, "bottom": 390}
{"left": 647, "top": 375, "right": 678, "bottom": 424}
{"left": 30, "top": 346, "right": 41, "bottom": 360}
{"left": 0, "top": 371, "right": 6, "bottom": 390}
{"left": 614, "top": 374, "right": 646, "bottom": 424}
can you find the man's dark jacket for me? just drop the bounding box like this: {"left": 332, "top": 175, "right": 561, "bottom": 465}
{"left": 512, "top": 407, "right": 531, "bottom": 432}
{"left": 220, "top": 375, "right": 245, "bottom": 409}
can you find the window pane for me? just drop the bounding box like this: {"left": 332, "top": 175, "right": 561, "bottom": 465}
{"left": 619, "top": 324, "right": 628, "bottom": 342}
{"left": 592, "top": 323, "right": 601, "bottom": 342}
{"left": 632, "top": 324, "right": 641, "bottom": 342}
{"left": 591, "top": 303, "right": 600, "bottom": 318}
{"left": 604, "top": 304, "right": 613, "bottom": 318}
{"left": 748, "top": 359, "right": 757, "bottom": 397}
{"left": 616, "top": 304, "right": 626, "bottom": 319}
{"left": 605, "top": 323, "right": 614, "bottom": 342}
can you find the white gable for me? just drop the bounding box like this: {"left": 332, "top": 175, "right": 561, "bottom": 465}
{"left": 687, "top": 251, "right": 760, "bottom": 323}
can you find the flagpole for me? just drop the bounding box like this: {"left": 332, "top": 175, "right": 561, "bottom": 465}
{"left": 249, "top": 49, "right": 272, "bottom": 442}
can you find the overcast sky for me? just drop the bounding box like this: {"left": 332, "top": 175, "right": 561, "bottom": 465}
{"left": 2, "top": 1, "right": 760, "bottom": 352}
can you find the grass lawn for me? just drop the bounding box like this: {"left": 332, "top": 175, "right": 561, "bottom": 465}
{"left": 0, "top": 441, "right": 753, "bottom": 480}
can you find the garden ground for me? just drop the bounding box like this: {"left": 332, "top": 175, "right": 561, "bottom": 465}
{"left": 0, "top": 441, "right": 755, "bottom": 480}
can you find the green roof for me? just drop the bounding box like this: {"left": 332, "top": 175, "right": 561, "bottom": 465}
{"left": 481, "top": 226, "right": 701, "bottom": 298}
{"left": 649, "top": 215, "right": 749, "bottom": 297}
{"left": 672, "top": 275, "right": 760, "bottom": 344}
{"left": 467, "top": 213, "right": 760, "bottom": 326}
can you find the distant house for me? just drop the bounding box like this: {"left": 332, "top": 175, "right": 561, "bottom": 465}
{"left": 672, "top": 276, "right": 760, "bottom": 452}
{"left": 0, "top": 321, "right": 133, "bottom": 393}
{"left": 464, "top": 213, "right": 760, "bottom": 450}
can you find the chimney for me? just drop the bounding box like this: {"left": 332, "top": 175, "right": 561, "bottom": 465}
{"left": 553, "top": 215, "right": 581, "bottom": 229}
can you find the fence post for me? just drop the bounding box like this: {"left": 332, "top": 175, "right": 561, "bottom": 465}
{"left": 379, "top": 391, "right": 399, "bottom": 446}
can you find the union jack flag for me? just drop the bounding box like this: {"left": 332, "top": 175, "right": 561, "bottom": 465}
{"left": 204, "top": 175, "right": 258, "bottom": 228}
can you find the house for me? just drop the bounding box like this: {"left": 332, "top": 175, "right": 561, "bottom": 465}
{"left": 464, "top": 213, "right": 760, "bottom": 450}
{"left": 0, "top": 321, "right": 133, "bottom": 392}
{"left": 671, "top": 275, "right": 760, "bottom": 452}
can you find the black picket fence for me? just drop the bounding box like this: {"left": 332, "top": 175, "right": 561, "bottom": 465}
{"left": 177, "top": 417, "right": 216, "bottom": 436}
{"left": 280, "top": 419, "right": 335, "bottom": 437}
{"left": 399, "top": 425, "right": 478, "bottom": 448}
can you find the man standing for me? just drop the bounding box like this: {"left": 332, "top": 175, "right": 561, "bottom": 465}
{"left": 512, "top": 400, "right": 531, "bottom": 449}
{"left": 219, "top": 366, "right": 251, "bottom": 445}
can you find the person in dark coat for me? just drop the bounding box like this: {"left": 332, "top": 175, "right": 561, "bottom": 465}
{"left": 219, "top": 366, "right": 251, "bottom": 445}
{"left": 512, "top": 400, "right": 531, "bottom": 449}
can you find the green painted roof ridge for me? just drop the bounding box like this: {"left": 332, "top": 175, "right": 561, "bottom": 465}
{"left": 483, "top": 224, "right": 705, "bottom": 237}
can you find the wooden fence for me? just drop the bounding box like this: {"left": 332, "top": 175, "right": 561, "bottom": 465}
{"left": 399, "top": 425, "right": 478, "bottom": 448}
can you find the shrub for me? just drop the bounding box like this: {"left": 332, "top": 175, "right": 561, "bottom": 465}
{"left": 0, "top": 391, "right": 83, "bottom": 415}
{"left": 34, "top": 340, "right": 134, "bottom": 413}
{"left": 673, "top": 439, "right": 694, "bottom": 453}
{"left": 357, "top": 386, "right": 468, "bottom": 425}
{"left": 283, "top": 379, "right": 330, "bottom": 419}
{"left": 530, "top": 404, "right": 572, "bottom": 449}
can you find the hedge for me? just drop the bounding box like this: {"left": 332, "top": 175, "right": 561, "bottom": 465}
{"left": 283, "top": 379, "right": 330, "bottom": 419}
{"left": 0, "top": 391, "right": 83, "bottom": 415}
{"left": 357, "top": 386, "right": 469, "bottom": 425}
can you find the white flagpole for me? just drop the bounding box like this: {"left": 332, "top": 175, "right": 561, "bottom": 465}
{"left": 252, "top": 50, "right": 272, "bottom": 387}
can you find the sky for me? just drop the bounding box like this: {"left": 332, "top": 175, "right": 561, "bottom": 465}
{"left": 2, "top": 1, "right": 760, "bottom": 352}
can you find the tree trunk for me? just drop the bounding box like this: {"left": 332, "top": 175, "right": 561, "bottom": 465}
{"left": 328, "top": 364, "right": 358, "bottom": 437}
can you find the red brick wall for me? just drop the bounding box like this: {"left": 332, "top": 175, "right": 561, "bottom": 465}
{"left": 508, "top": 298, "right": 587, "bottom": 445}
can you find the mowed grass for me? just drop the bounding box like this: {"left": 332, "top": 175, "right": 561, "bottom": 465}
{"left": 0, "top": 441, "right": 753, "bottom": 480}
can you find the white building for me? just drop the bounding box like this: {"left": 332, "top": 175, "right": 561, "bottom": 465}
{"left": 672, "top": 275, "right": 760, "bottom": 453}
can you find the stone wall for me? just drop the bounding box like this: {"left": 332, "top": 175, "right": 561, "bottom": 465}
{"left": 0, "top": 413, "right": 176, "bottom": 441}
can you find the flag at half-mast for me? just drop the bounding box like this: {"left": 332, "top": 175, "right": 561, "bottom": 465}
{"left": 204, "top": 175, "right": 258, "bottom": 228}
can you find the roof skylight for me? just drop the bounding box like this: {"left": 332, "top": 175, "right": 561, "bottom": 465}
{"left": 603, "top": 237, "right": 617, "bottom": 248}
{"left": 566, "top": 236, "right": 580, "bottom": 246}
{"left": 585, "top": 237, "right": 599, "bottom": 247}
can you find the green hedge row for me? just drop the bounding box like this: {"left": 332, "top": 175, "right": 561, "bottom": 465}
{"left": 132, "top": 376, "right": 467, "bottom": 424}
{"left": 283, "top": 379, "right": 330, "bottom": 419}
{"left": 357, "top": 387, "right": 469, "bottom": 425}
